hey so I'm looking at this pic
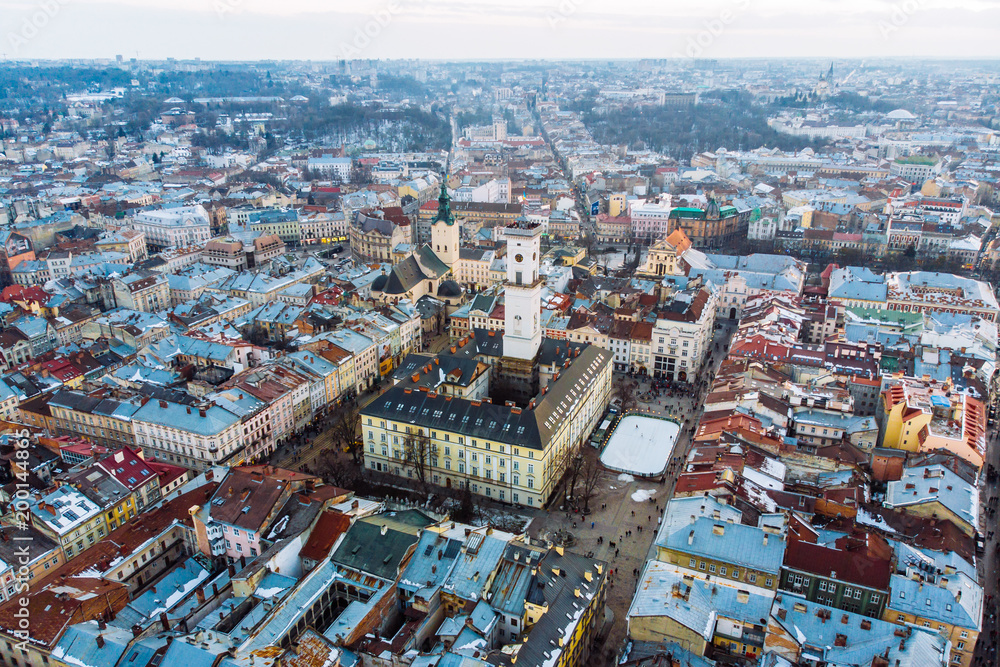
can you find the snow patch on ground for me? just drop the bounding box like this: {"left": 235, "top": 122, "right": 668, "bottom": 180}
{"left": 617, "top": 473, "right": 635, "bottom": 483}
{"left": 631, "top": 489, "right": 656, "bottom": 503}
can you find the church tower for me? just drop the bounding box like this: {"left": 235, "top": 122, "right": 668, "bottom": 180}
{"left": 494, "top": 220, "right": 543, "bottom": 406}
{"left": 431, "top": 181, "right": 460, "bottom": 269}
{"left": 502, "top": 221, "right": 543, "bottom": 366}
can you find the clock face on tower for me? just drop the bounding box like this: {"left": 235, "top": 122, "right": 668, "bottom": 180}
{"left": 515, "top": 254, "right": 524, "bottom": 263}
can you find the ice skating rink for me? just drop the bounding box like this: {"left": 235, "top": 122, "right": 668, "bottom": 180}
{"left": 599, "top": 414, "right": 679, "bottom": 477}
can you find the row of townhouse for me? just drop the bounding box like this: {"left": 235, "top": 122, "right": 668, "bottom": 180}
{"left": 827, "top": 266, "right": 999, "bottom": 323}
{"left": 216, "top": 257, "right": 325, "bottom": 306}
{"left": 630, "top": 493, "right": 974, "bottom": 666}
{"left": 536, "top": 286, "right": 716, "bottom": 381}
{"left": 42, "top": 343, "right": 361, "bottom": 472}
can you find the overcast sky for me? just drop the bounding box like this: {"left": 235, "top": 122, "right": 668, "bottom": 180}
{"left": 3, "top": 0, "right": 1000, "bottom": 61}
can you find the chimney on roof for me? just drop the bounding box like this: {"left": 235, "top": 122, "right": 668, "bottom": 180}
{"left": 159, "top": 612, "right": 170, "bottom": 632}
{"left": 195, "top": 588, "right": 205, "bottom": 604}
{"left": 159, "top": 400, "right": 167, "bottom": 408}
{"left": 186, "top": 406, "right": 191, "bottom": 414}
{"left": 381, "top": 524, "right": 388, "bottom": 536}
{"left": 199, "top": 408, "right": 206, "bottom": 418}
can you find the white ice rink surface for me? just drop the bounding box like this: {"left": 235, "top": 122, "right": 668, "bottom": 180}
{"left": 599, "top": 414, "right": 680, "bottom": 477}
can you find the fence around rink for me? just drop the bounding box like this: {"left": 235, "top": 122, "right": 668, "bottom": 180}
{"left": 597, "top": 411, "right": 682, "bottom": 479}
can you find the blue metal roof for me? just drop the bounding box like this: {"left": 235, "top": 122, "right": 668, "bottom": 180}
{"left": 51, "top": 620, "right": 133, "bottom": 667}
{"left": 663, "top": 517, "right": 785, "bottom": 574}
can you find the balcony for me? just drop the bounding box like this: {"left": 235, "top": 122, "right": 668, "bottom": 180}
{"left": 209, "top": 536, "right": 226, "bottom": 556}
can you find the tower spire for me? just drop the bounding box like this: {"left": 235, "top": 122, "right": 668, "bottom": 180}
{"left": 434, "top": 173, "right": 455, "bottom": 226}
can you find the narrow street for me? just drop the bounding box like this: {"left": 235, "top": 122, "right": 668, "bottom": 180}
{"left": 974, "top": 423, "right": 1000, "bottom": 666}
{"left": 270, "top": 331, "right": 455, "bottom": 472}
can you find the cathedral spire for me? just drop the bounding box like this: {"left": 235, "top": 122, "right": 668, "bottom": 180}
{"left": 434, "top": 175, "right": 455, "bottom": 226}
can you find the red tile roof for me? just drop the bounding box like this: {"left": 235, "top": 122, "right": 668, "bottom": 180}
{"left": 299, "top": 510, "right": 352, "bottom": 562}
{"left": 32, "top": 484, "right": 218, "bottom": 588}
{"left": 0, "top": 578, "right": 129, "bottom": 647}
{"left": 145, "top": 459, "right": 189, "bottom": 488}
{"left": 783, "top": 535, "right": 891, "bottom": 591}
{"left": 98, "top": 446, "right": 156, "bottom": 491}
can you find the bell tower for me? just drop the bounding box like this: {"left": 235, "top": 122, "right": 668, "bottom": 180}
{"left": 430, "top": 180, "right": 460, "bottom": 269}
{"left": 502, "top": 221, "right": 543, "bottom": 360}
{"left": 492, "top": 220, "right": 544, "bottom": 406}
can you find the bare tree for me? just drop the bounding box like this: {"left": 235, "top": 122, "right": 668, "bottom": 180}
{"left": 332, "top": 402, "right": 363, "bottom": 466}
{"left": 562, "top": 445, "right": 586, "bottom": 502}
{"left": 454, "top": 482, "right": 475, "bottom": 523}
{"left": 613, "top": 376, "right": 639, "bottom": 414}
{"left": 581, "top": 230, "right": 597, "bottom": 258}
{"left": 598, "top": 252, "right": 610, "bottom": 276}
{"left": 315, "top": 450, "right": 359, "bottom": 489}
{"left": 578, "top": 449, "right": 604, "bottom": 514}
{"left": 403, "top": 429, "right": 432, "bottom": 485}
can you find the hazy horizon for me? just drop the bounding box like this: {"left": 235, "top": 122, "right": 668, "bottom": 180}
{"left": 3, "top": 0, "right": 1000, "bottom": 62}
